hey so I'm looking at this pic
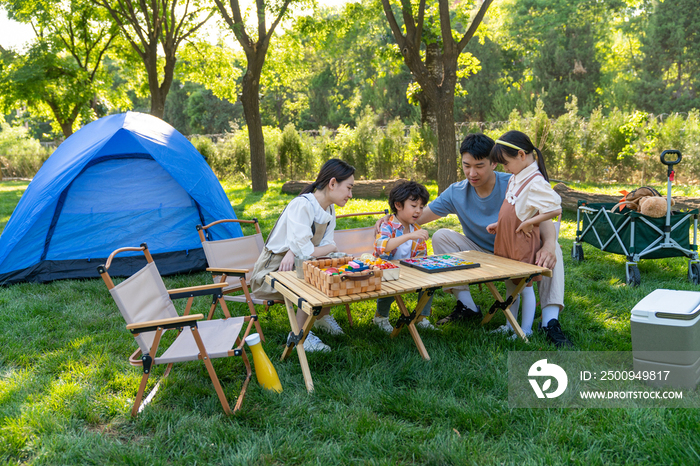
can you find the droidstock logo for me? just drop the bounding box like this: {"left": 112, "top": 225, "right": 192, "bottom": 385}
{"left": 528, "top": 359, "right": 568, "bottom": 399}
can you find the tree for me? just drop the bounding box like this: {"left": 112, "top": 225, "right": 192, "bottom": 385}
{"left": 0, "top": 0, "right": 119, "bottom": 136}
{"left": 291, "top": 2, "right": 417, "bottom": 130}
{"left": 213, "top": 0, "right": 302, "bottom": 192}
{"left": 92, "top": 0, "right": 214, "bottom": 118}
{"left": 637, "top": 0, "right": 700, "bottom": 113}
{"left": 381, "top": 0, "right": 493, "bottom": 193}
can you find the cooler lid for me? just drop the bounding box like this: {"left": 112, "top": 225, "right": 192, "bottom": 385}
{"left": 631, "top": 289, "right": 700, "bottom": 325}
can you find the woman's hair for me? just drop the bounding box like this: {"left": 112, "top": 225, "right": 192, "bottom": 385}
{"left": 489, "top": 130, "right": 550, "bottom": 181}
{"left": 300, "top": 158, "right": 356, "bottom": 195}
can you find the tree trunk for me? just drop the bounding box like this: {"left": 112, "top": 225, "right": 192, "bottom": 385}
{"left": 150, "top": 92, "right": 166, "bottom": 119}
{"left": 59, "top": 120, "right": 74, "bottom": 138}
{"left": 241, "top": 69, "right": 268, "bottom": 192}
{"left": 144, "top": 50, "right": 167, "bottom": 119}
{"left": 421, "top": 42, "right": 442, "bottom": 136}
{"left": 435, "top": 90, "right": 458, "bottom": 194}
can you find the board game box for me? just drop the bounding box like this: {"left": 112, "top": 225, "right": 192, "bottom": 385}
{"left": 400, "top": 255, "right": 480, "bottom": 274}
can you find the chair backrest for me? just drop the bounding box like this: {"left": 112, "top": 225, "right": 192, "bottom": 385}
{"left": 202, "top": 233, "right": 265, "bottom": 282}
{"left": 334, "top": 226, "right": 377, "bottom": 257}
{"left": 109, "top": 261, "right": 179, "bottom": 353}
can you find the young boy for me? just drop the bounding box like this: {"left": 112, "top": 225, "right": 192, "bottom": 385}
{"left": 373, "top": 181, "right": 436, "bottom": 332}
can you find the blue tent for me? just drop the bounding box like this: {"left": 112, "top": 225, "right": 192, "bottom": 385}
{"left": 0, "top": 112, "right": 243, "bottom": 285}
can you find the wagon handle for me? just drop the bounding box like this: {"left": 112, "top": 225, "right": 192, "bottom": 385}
{"left": 660, "top": 150, "right": 681, "bottom": 168}
{"left": 661, "top": 150, "right": 681, "bottom": 181}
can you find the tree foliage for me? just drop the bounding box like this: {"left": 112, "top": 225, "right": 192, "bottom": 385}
{"left": 0, "top": 0, "right": 122, "bottom": 136}
{"left": 92, "top": 0, "right": 215, "bottom": 118}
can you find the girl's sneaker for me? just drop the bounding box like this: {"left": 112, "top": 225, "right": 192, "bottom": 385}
{"left": 313, "top": 314, "right": 345, "bottom": 335}
{"left": 301, "top": 331, "right": 331, "bottom": 353}
{"left": 372, "top": 316, "right": 394, "bottom": 333}
{"left": 416, "top": 318, "right": 437, "bottom": 330}
{"left": 491, "top": 324, "right": 513, "bottom": 334}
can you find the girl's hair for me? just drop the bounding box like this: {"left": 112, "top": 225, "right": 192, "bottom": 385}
{"left": 300, "top": 158, "right": 356, "bottom": 195}
{"left": 489, "top": 130, "right": 550, "bottom": 181}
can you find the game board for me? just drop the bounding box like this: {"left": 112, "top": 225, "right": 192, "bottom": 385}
{"left": 400, "top": 255, "right": 480, "bottom": 274}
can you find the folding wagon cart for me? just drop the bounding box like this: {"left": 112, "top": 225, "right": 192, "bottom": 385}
{"left": 572, "top": 150, "right": 699, "bottom": 286}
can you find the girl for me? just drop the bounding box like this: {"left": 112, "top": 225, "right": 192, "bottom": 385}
{"left": 486, "top": 131, "right": 562, "bottom": 336}
{"left": 250, "top": 158, "right": 355, "bottom": 352}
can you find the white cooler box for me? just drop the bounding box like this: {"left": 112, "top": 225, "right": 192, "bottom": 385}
{"left": 631, "top": 289, "right": 700, "bottom": 390}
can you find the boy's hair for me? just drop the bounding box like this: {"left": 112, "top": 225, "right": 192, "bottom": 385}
{"left": 460, "top": 133, "right": 495, "bottom": 160}
{"left": 388, "top": 181, "right": 430, "bottom": 215}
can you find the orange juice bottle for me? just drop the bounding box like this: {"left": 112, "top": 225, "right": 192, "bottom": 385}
{"left": 244, "top": 333, "right": 283, "bottom": 393}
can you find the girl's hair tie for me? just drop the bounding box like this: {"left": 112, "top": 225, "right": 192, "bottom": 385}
{"left": 495, "top": 139, "right": 526, "bottom": 152}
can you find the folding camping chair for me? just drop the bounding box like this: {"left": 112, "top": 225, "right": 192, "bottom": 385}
{"left": 333, "top": 210, "right": 388, "bottom": 326}
{"left": 98, "top": 243, "right": 256, "bottom": 416}
{"left": 197, "top": 218, "right": 273, "bottom": 341}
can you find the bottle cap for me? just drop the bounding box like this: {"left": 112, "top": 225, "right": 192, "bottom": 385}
{"left": 245, "top": 333, "right": 261, "bottom": 346}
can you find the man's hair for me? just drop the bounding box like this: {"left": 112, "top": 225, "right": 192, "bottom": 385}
{"left": 460, "top": 133, "right": 496, "bottom": 160}
{"left": 388, "top": 181, "right": 430, "bottom": 215}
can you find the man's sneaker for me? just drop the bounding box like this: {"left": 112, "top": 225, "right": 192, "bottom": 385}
{"left": 299, "top": 331, "right": 331, "bottom": 353}
{"left": 436, "top": 300, "right": 482, "bottom": 326}
{"left": 373, "top": 316, "right": 394, "bottom": 333}
{"left": 313, "top": 314, "right": 345, "bottom": 335}
{"left": 540, "top": 319, "right": 574, "bottom": 348}
{"left": 416, "top": 318, "right": 437, "bottom": 330}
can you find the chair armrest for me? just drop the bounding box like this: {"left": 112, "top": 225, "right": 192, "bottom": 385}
{"left": 206, "top": 267, "right": 248, "bottom": 277}
{"left": 126, "top": 313, "right": 204, "bottom": 333}
{"left": 168, "top": 283, "right": 228, "bottom": 300}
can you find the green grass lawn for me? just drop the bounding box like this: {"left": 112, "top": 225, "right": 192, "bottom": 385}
{"left": 1, "top": 179, "right": 700, "bottom": 465}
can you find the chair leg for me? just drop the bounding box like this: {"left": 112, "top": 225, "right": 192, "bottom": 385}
{"left": 232, "top": 337, "right": 253, "bottom": 414}
{"left": 345, "top": 304, "right": 353, "bottom": 327}
{"left": 208, "top": 301, "right": 217, "bottom": 320}
{"left": 191, "top": 327, "right": 232, "bottom": 415}
{"left": 240, "top": 277, "right": 265, "bottom": 342}
{"left": 131, "top": 372, "right": 151, "bottom": 417}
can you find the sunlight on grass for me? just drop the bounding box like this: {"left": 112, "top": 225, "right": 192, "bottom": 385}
{"left": 2, "top": 178, "right": 700, "bottom": 464}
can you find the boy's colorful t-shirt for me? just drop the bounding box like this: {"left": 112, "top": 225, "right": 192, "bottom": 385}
{"left": 374, "top": 215, "right": 428, "bottom": 260}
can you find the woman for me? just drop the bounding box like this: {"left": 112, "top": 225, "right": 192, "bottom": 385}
{"left": 250, "top": 158, "right": 355, "bottom": 352}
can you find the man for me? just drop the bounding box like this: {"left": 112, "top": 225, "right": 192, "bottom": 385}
{"left": 398, "top": 133, "right": 572, "bottom": 347}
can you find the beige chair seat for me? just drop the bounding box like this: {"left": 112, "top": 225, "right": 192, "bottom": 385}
{"left": 156, "top": 317, "right": 245, "bottom": 364}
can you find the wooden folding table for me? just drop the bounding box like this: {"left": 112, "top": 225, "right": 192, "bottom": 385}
{"left": 265, "top": 250, "right": 551, "bottom": 392}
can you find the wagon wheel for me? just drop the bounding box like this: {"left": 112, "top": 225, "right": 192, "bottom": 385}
{"left": 571, "top": 244, "right": 584, "bottom": 262}
{"left": 626, "top": 264, "right": 641, "bottom": 287}
{"left": 689, "top": 263, "right": 700, "bottom": 285}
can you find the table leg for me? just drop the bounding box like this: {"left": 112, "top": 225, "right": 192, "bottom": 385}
{"left": 483, "top": 280, "right": 530, "bottom": 343}
{"left": 392, "top": 295, "right": 431, "bottom": 360}
{"left": 391, "top": 291, "right": 432, "bottom": 338}
{"left": 280, "top": 297, "right": 317, "bottom": 393}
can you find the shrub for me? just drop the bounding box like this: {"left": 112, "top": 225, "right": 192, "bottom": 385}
{"left": 336, "top": 108, "right": 376, "bottom": 178}
{"left": 375, "top": 118, "right": 404, "bottom": 179}
{"left": 262, "top": 126, "right": 282, "bottom": 180}
{"left": 278, "top": 123, "right": 308, "bottom": 179}
{"left": 0, "top": 118, "right": 50, "bottom": 179}
{"left": 216, "top": 130, "right": 250, "bottom": 179}
{"left": 403, "top": 125, "right": 437, "bottom": 182}
{"left": 190, "top": 135, "right": 217, "bottom": 165}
